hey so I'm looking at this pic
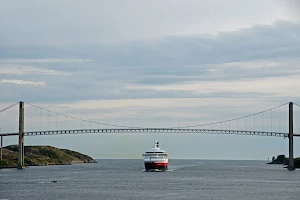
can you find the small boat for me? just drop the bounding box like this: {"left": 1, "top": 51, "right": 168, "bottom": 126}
{"left": 142, "top": 140, "right": 168, "bottom": 171}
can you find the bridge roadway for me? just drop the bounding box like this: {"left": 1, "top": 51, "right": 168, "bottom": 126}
{"left": 0, "top": 128, "right": 294, "bottom": 137}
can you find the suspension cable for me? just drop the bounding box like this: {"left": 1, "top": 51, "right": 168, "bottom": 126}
{"left": 0, "top": 102, "right": 19, "bottom": 114}
{"left": 169, "top": 102, "right": 289, "bottom": 129}
{"left": 23, "top": 102, "right": 291, "bottom": 130}
{"left": 294, "top": 103, "right": 300, "bottom": 108}
{"left": 24, "top": 102, "right": 142, "bottom": 129}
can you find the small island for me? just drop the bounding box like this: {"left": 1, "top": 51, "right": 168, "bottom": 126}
{"left": 0, "top": 145, "right": 97, "bottom": 168}
{"left": 268, "top": 154, "right": 300, "bottom": 168}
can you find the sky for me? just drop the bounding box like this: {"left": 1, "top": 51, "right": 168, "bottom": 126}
{"left": 0, "top": 0, "right": 300, "bottom": 160}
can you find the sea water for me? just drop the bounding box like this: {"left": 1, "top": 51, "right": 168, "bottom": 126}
{"left": 0, "top": 159, "right": 299, "bottom": 200}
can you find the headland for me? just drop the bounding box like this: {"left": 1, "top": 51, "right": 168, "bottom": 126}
{"left": 0, "top": 145, "right": 97, "bottom": 168}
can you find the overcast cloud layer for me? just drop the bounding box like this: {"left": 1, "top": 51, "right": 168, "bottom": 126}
{"left": 0, "top": 0, "right": 300, "bottom": 159}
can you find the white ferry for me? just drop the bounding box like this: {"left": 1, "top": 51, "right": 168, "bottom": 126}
{"left": 142, "top": 140, "right": 168, "bottom": 171}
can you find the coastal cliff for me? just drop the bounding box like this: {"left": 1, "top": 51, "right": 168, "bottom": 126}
{"left": 0, "top": 145, "right": 97, "bottom": 168}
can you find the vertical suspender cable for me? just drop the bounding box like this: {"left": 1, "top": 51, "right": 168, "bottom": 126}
{"left": 271, "top": 109, "right": 273, "bottom": 133}
{"left": 254, "top": 114, "right": 256, "bottom": 132}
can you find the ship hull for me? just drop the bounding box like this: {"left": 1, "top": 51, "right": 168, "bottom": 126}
{"left": 144, "top": 162, "right": 168, "bottom": 171}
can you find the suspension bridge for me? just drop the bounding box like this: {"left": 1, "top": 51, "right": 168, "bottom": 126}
{"left": 0, "top": 101, "right": 299, "bottom": 170}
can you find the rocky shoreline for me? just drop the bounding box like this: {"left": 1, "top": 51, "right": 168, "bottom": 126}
{"left": 268, "top": 154, "right": 300, "bottom": 168}
{"left": 0, "top": 145, "right": 97, "bottom": 168}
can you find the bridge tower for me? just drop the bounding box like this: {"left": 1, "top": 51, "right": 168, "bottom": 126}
{"left": 17, "top": 101, "right": 25, "bottom": 169}
{"left": 288, "top": 102, "right": 295, "bottom": 170}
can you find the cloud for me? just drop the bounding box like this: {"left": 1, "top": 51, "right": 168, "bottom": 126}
{"left": 127, "top": 73, "right": 300, "bottom": 98}
{"left": 0, "top": 58, "right": 92, "bottom": 63}
{"left": 0, "top": 0, "right": 291, "bottom": 45}
{"left": 283, "top": 0, "right": 300, "bottom": 20}
{"left": 0, "top": 79, "right": 45, "bottom": 86}
{"left": 0, "top": 21, "right": 299, "bottom": 105}
{"left": 0, "top": 65, "right": 71, "bottom": 76}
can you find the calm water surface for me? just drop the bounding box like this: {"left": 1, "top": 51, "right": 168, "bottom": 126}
{"left": 1, "top": 159, "right": 300, "bottom": 200}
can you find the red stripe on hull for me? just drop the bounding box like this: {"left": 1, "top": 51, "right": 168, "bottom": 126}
{"left": 144, "top": 162, "right": 168, "bottom": 171}
{"left": 152, "top": 162, "right": 168, "bottom": 167}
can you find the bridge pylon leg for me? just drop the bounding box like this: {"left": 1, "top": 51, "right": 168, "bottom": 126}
{"left": 1, "top": 136, "right": 3, "bottom": 160}
{"left": 288, "top": 102, "right": 295, "bottom": 171}
{"left": 17, "top": 101, "right": 25, "bottom": 169}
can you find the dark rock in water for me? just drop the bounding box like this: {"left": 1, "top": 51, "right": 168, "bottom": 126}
{"left": 268, "top": 154, "right": 300, "bottom": 168}
{"left": 268, "top": 155, "right": 286, "bottom": 164}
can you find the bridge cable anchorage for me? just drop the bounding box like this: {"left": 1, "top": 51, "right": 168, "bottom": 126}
{"left": 0, "top": 102, "right": 19, "bottom": 114}
{"left": 167, "top": 102, "right": 289, "bottom": 129}
{"left": 24, "top": 102, "right": 143, "bottom": 129}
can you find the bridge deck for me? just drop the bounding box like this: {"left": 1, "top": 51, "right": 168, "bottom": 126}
{"left": 0, "top": 128, "right": 289, "bottom": 137}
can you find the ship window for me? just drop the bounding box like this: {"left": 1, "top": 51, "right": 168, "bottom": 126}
{"left": 143, "top": 153, "right": 167, "bottom": 157}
